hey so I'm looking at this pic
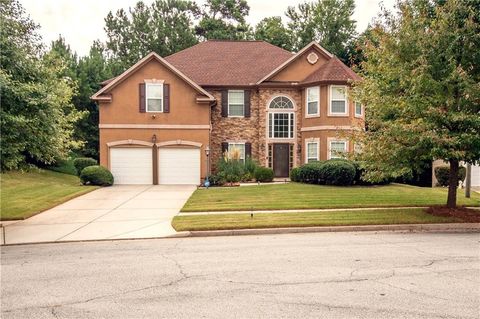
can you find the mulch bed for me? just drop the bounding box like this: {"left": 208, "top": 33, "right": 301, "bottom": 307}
{"left": 426, "top": 206, "right": 480, "bottom": 223}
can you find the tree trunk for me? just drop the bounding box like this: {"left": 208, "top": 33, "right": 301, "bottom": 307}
{"left": 447, "top": 159, "right": 459, "bottom": 208}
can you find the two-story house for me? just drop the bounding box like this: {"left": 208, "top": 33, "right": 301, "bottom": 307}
{"left": 91, "top": 40, "right": 363, "bottom": 185}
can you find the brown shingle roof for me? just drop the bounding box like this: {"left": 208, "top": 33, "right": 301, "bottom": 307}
{"left": 164, "top": 40, "right": 293, "bottom": 86}
{"left": 301, "top": 57, "right": 362, "bottom": 84}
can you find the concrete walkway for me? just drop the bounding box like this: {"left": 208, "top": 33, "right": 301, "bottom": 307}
{"left": 1, "top": 185, "right": 196, "bottom": 245}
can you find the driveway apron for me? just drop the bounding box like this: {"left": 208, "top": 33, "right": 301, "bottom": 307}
{"left": 1, "top": 185, "right": 196, "bottom": 245}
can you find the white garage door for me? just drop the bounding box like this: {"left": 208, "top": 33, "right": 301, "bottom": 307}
{"left": 110, "top": 148, "right": 153, "bottom": 184}
{"left": 158, "top": 148, "right": 200, "bottom": 185}
{"left": 471, "top": 164, "right": 480, "bottom": 187}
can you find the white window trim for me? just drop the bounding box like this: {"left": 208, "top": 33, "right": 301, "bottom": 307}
{"left": 327, "top": 138, "right": 349, "bottom": 159}
{"left": 355, "top": 101, "right": 363, "bottom": 118}
{"left": 328, "top": 85, "right": 349, "bottom": 117}
{"left": 268, "top": 112, "right": 295, "bottom": 139}
{"left": 306, "top": 86, "right": 320, "bottom": 118}
{"left": 228, "top": 142, "right": 246, "bottom": 162}
{"left": 228, "top": 90, "right": 245, "bottom": 118}
{"left": 146, "top": 82, "right": 164, "bottom": 113}
{"left": 305, "top": 138, "right": 320, "bottom": 163}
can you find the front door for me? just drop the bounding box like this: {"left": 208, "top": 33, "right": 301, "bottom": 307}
{"left": 273, "top": 143, "right": 290, "bottom": 177}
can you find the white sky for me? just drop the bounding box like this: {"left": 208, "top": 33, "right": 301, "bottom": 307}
{"left": 20, "top": 0, "right": 396, "bottom": 56}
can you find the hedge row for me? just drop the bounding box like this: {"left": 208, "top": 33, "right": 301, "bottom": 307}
{"left": 290, "top": 159, "right": 386, "bottom": 186}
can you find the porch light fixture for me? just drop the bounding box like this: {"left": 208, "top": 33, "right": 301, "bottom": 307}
{"left": 151, "top": 134, "right": 157, "bottom": 144}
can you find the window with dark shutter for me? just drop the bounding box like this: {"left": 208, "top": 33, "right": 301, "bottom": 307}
{"left": 221, "top": 90, "right": 228, "bottom": 117}
{"left": 139, "top": 83, "right": 146, "bottom": 113}
{"left": 221, "top": 142, "right": 229, "bottom": 155}
{"left": 244, "top": 90, "right": 251, "bottom": 117}
{"left": 163, "top": 84, "right": 170, "bottom": 113}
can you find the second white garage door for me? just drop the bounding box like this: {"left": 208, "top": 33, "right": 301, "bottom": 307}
{"left": 110, "top": 148, "right": 153, "bottom": 184}
{"left": 472, "top": 164, "right": 480, "bottom": 187}
{"left": 158, "top": 148, "right": 200, "bottom": 185}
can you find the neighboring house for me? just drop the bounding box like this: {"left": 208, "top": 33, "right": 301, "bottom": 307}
{"left": 91, "top": 40, "right": 364, "bottom": 185}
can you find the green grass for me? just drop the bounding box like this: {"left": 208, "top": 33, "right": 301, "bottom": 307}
{"left": 1, "top": 169, "right": 98, "bottom": 220}
{"left": 182, "top": 183, "right": 480, "bottom": 212}
{"left": 172, "top": 208, "right": 464, "bottom": 231}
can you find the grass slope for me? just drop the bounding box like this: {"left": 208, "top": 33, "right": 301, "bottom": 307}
{"left": 182, "top": 183, "right": 480, "bottom": 212}
{"left": 173, "top": 208, "right": 463, "bottom": 231}
{"left": 1, "top": 169, "right": 98, "bottom": 220}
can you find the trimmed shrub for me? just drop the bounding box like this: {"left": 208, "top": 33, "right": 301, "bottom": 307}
{"left": 254, "top": 166, "right": 274, "bottom": 182}
{"left": 319, "top": 160, "right": 356, "bottom": 186}
{"left": 434, "top": 166, "right": 466, "bottom": 187}
{"left": 290, "top": 167, "right": 301, "bottom": 182}
{"left": 80, "top": 165, "right": 114, "bottom": 186}
{"left": 73, "top": 157, "right": 97, "bottom": 176}
{"left": 207, "top": 174, "right": 225, "bottom": 186}
{"left": 293, "top": 162, "right": 324, "bottom": 184}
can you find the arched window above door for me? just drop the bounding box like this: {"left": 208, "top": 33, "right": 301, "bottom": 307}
{"left": 269, "top": 96, "right": 294, "bottom": 109}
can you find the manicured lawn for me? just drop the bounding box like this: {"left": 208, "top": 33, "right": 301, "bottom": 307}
{"left": 172, "top": 208, "right": 463, "bottom": 231}
{"left": 181, "top": 183, "right": 480, "bottom": 212}
{"left": 1, "top": 169, "right": 98, "bottom": 220}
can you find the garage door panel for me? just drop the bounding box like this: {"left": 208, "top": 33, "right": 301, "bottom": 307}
{"left": 471, "top": 164, "right": 480, "bottom": 187}
{"left": 110, "top": 148, "right": 153, "bottom": 185}
{"left": 158, "top": 148, "right": 200, "bottom": 185}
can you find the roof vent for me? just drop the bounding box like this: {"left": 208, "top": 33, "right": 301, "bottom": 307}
{"left": 307, "top": 52, "right": 319, "bottom": 65}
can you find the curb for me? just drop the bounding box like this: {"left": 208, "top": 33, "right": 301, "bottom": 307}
{"left": 173, "top": 223, "right": 480, "bottom": 238}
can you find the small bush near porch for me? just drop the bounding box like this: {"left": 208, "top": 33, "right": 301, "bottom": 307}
{"left": 181, "top": 183, "right": 480, "bottom": 212}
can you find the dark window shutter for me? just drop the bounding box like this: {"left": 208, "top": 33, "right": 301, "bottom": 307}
{"left": 163, "top": 84, "right": 170, "bottom": 113}
{"left": 221, "top": 142, "right": 229, "bottom": 155}
{"left": 139, "top": 83, "right": 146, "bottom": 113}
{"left": 221, "top": 90, "right": 228, "bottom": 117}
{"left": 244, "top": 90, "right": 251, "bottom": 117}
{"left": 245, "top": 142, "right": 252, "bottom": 158}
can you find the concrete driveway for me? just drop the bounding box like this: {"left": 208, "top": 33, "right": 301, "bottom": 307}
{"left": 1, "top": 185, "right": 196, "bottom": 245}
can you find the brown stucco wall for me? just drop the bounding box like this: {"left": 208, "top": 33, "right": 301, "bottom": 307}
{"left": 270, "top": 47, "right": 329, "bottom": 82}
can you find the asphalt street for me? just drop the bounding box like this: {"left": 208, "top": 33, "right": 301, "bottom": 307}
{"left": 1, "top": 231, "right": 479, "bottom": 318}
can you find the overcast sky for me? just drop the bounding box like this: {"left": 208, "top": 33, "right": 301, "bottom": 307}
{"left": 20, "top": 0, "right": 396, "bottom": 56}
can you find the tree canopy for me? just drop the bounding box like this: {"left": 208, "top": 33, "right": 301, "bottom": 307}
{"left": 353, "top": 0, "right": 480, "bottom": 208}
{"left": 254, "top": 17, "right": 292, "bottom": 51}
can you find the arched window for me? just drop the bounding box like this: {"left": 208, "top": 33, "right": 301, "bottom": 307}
{"left": 269, "top": 96, "right": 294, "bottom": 109}
{"left": 268, "top": 96, "right": 295, "bottom": 139}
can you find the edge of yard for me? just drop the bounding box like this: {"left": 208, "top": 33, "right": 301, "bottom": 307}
{"left": 172, "top": 208, "right": 472, "bottom": 232}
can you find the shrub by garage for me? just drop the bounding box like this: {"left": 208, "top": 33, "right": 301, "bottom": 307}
{"left": 73, "top": 157, "right": 97, "bottom": 176}
{"left": 80, "top": 165, "right": 114, "bottom": 186}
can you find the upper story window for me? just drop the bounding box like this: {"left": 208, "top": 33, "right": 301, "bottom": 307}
{"left": 355, "top": 101, "right": 363, "bottom": 117}
{"left": 228, "top": 90, "right": 244, "bottom": 117}
{"left": 329, "top": 140, "right": 348, "bottom": 159}
{"left": 146, "top": 83, "right": 163, "bottom": 112}
{"left": 268, "top": 96, "right": 295, "bottom": 139}
{"left": 306, "top": 86, "right": 320, "bottom": 116}
{"left": 306, "top": 140, "right": 319, "bottom": 163}
{"left": 330, "top": 85, "right": 348, "bottom": 115}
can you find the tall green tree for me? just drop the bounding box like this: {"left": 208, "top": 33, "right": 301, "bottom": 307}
{"left": 195, "top": 0, "right": 252, "bottom": 40}
{"left": 254, "top": 17, "right": 292, "bottom": 51}
{"left": 104, "top": 0, "right": 199, "bottom": 71}
{"left": 353, "top": 0, "right": 480, "bottom": 208}
{"left": 286, "top": 0, "right": 356, "bottom": 58}
{"left": 0, "top": 0, "right": 84, "bottom": 170}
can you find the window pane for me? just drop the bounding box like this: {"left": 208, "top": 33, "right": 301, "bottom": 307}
{"left": 229, "top": 91, "right": 244, "bottom": 105}
{"left": 229, "top": 104, "right": 244, "bottom": 116}
{"left": 307, "top": 87, "right": 319, "bottom": 101}
{"left": 269, "top": 112, "right": 294, "bottom": 138}
{"left": 229, "top": 143, "right": 245, "bottom": 160}
{"left": 307, "top": 142, "right": 318, "bottom": 159}
{"left": 355, "top": 102, "right": 362, "bottom": 115}
{"left": 332, "top": 87, "right": 346, "bottom": 100}
{"left": 308, "top": 101, "right": 318, "bottom": 115}
{"left": 330, "top": 141, "right": 346, "bottom": 158}
{"left": 147, "top": 98, "right": 162, "bottom": 112}
{"left": 331, "top": 101, "right": 346, "bottom": 113}
{"left": 270, "top": 96, "right": 294, "bottom": 109}
{"left": 147, "top": 84, "right": 163, "bottom": 98}
{"left": 289, "top": 113, "right": 294, "bottom": 138}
